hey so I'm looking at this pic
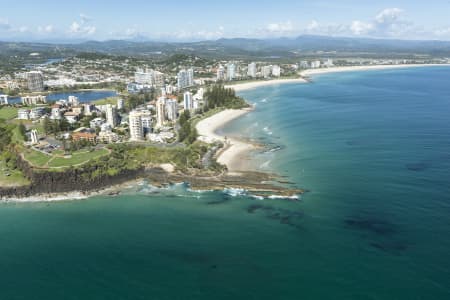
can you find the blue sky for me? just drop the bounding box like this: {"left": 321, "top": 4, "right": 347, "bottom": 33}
{"left": 1, "top": 0, "right": 450, "bottom": 41}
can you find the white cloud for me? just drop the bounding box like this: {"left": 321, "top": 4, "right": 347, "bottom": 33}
{"left": 79, "top": 13, "right": 92, "bottom": 23}
{"left": 37, "top": 25, "right": 54, "bottom": 33}
{"left": 125, "top": 27, "right": 138, "bottom": 37}
{"left": 434, "top": 27, "right": 450, "bottom": 37}
{"left": 69, "top": 21, "right": 96, "bottom": 35}
{"left": 0, "top": 18, "right": 11, "bottom": 30}
{"left": 17, "top": 26, "right": 28, "bottom": 33}
{"left": 302, "top": 8, "right": 424, "bottom": 39}
{"left": 350, "top": 21, "right": 374, "bottom": 35}
{"left": 266, "top": 21, "right": 294, "bottom": 34}
{"left": 375, "top": 8, "right": 404, "bottom": 24}
{"left": 171, "top": 27, "right": 225, "bottom": 40}
{"left": 304, "top": 21, "right": 348, "bottom": 36}
{"left": 68, "top": 14, "right": 96, "bottom": 36}
{"left": 306, "top": 20, "right": 319, "bottom": 31}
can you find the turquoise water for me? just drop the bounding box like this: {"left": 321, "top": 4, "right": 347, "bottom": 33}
{"left": 2, "top": 67, "right": 450, "bottom": 299}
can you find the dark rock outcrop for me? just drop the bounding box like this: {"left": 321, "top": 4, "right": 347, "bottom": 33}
{"left": 0, "top": 154, "right": 145, "bottom": 199}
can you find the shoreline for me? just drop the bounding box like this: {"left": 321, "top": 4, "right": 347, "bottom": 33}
{"left": 226, "top": 78, "right": 307, "bottom": 92}
{"left": 196, "top": 107, "right": 257, "bottom": 173}
{"left": 225, "top": 63, "right": 450, "bottom": 92}
{"left": 300, "top": 63, "right": 450, "bottom": 77}
{"left": 0, "top": 178, "right": 144, "bottom": 203}
{"left": 197, "top": 63, "right": 450, "bottom": 172}
{"left": 5, "top": 63, "right": 449, "bottom": 202}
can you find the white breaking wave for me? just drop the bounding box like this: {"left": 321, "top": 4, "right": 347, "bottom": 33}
{"left": 260, "top": 160, "right": 272, "bottom": 169}
{"left": 223, "top": 188, "right": 247, "bottom": 197}
{"left": 263, "top": 126, "right": 273, "bottom": 135}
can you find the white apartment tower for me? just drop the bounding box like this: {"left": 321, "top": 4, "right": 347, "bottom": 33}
{"left": 26, "top": 71, "right": 44, "bottom": 92}
{"left": 183, "top": 92, "right": 193, "bottom": 111}
{"left": 156, "top": 97, "right": 166, "bottom": 127}
{"left": 261, "top": 65, "right": 272, "bottom": 78}
{"left": 117, "top": 98, "right": 125, "bottom": 110}
{"left": 106, "top": 104, "right": 117, "bottom": 128}
{"left": 141, "top": 113, "right": 152, "bottom": 134}
{"left": 177, "top": 68, "right": 194, "bottom": 89}
{"left": 129, "top": 111, "right": 144, "bottom": 141}
{"left": 217, "top": 65, "right": 226, "bottom": 81}
{"left": 166, "top": 99, "right": 178, "bottom": 121}
{"left": 134, "top": 68, "right": 166, "bottom": 88}
{"left": 248, "top": 62, "right": 257, "bottom": 78}
{"left": 227, "top": 63, "right": 236, "bottom": 81}
{"left": 272, "top": 65, "right": 281, "bottom": 77}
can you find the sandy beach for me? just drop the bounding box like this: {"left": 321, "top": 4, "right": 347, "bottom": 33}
{"left": 224, "top": 64, "right": 450, "bottom": 93}
{"left": 226, "top": 78, "right": 307, "bottom": 92}
{"left": 196, "top": 108, "right": 256, "bottom": 172}
{"left": 301, "top": 63, "right": 450, "bottom": 77}
{"left": 200, "top": 63, "right": 450, "bottom": 172}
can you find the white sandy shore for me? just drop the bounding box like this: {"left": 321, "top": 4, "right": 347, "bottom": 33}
{"left": 196, "top": 108, "right": 256, "bottom": 172}
{"left": 301, "top": 63, "right": 450, "bottom": 77}
{"left": 225, "top": 64, "right": 450, "bottom": 93}
{"left": 200, "top": 63, "right": 450, "bottom": 171}
{"left": 226, "top": 78, "right": 307, "bottom": 92}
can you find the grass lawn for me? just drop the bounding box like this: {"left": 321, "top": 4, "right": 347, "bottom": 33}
{"left": 47, "top": 148, "right": 109, "bottom": 168}
{"left": 23, "top": 149, "right": 52, "bottom": 167}
{"left": 92, "top": 97, "right": 120, "bottom": 106}
{"left": 11, "top": 126, "right": 25, "bottom": 143}
{"left": 0, "top": 107, "right": 18, "bottom": 120}
{"left": 0, "top": 160, "right": 30, "bottom": 187}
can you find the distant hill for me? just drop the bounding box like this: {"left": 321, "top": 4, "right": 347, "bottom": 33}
{"left": 2, "top": 35, "right": 450, "bottom": 60}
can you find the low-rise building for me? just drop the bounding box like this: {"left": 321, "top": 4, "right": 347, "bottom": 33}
{"left": 71, "top": 106, "right": 83, "bottom": 115}
{"left": 17, "top": 109, "right": 30, "bottom": 120}
{"left": 90, "top": 117, "right": 105, "bottom": 129}
{"left": 98, "top": 130, "right": 119, "bottom": 144}
{"left": 50, "top": 105, "right": 63, "bottom": 120}
{"left": 29, "top": 107, "right": 46, "bottom": 120}
{"left": 30, "top": 129, "right": 39, "bottom": 144}
{"left": 0, "top": 94, "right": 8, "bottom": 105}
{"left": 68, "top": 96, "right": 79, "bottom": 106}
{"left": 72, "top": 132, "right": 97, "bottom": 143}
{"left": 22, "top": 95, "right": 47, "bottom": 106}
{"left": 64, "top": 112, "right": 80, "bottom": 124}
{"left": 147, "top": 131, "right": 175, "bottom": 143}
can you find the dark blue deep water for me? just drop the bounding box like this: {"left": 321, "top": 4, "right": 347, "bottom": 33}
{"left": 1, "top": 67, "right": 450, "bottom": 299}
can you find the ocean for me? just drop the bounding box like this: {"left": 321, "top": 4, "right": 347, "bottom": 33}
{"left": 1, "top": 67, "right": 450, "bottom": 299}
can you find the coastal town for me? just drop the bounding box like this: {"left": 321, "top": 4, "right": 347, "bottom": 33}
{"left": 1, "top": 54, "right": 449, "bottom": 199}
{"left": 2, "top": 56, "right": 449, "bottom": 147}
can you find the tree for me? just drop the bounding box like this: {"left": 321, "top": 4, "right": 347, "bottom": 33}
{"left": 43, "top": 117, "right": 51, "bottom": 136}
{"left": 18, "top": 122, "right": 27, "bottom": 141}
{"left": 204, "top": 84, "right": 248, "bottom": 111}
